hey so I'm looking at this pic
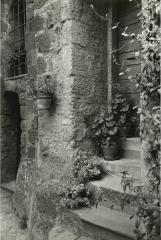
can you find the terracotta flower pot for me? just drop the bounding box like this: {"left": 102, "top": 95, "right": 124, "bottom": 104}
{"left": 37, "top": 95, "right": 52, "bottom": 110}
{"left": 4, "top": 79, "right": 17, "bottom": 92}
{"left": 101, "top": 143, "right": 120, "bottom": 161}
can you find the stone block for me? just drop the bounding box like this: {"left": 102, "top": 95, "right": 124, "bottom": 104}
{"left": 27, "top": 145, "right": 36, "bottom": 158}
{"left": 34, "top": 15, "right": 45, "bottom": 32}
{"left": 26, "top": 33, "right": 36, "bottom": 51}
{"left": 36, "top": 32, "right": 51, "bottom": 53}
{"left": 26, "top": 17, "right": 35, "bottom": 34}
{"left": 37, "top": 56, "right": 47, "bottom": 74}
{"left": 20, "top": 106, "right": 27, "bottom": 119}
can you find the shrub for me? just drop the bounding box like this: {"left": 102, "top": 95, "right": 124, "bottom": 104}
{"left": 58, "top": 180, "right": 91, "bottom": 209}
{"left": 73, "top": 151, "right": 107, "bottom": 184}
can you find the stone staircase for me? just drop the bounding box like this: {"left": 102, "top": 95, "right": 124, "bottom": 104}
{"left": 49, "top": 138, "right": 141, "bottom": 240}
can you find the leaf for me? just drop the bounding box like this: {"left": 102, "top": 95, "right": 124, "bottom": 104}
{"left": 135, "top": 219, "right": 141, "bottom": 229}
{"left": 119, "top": 72, "right": 124, "bottom": 76}
{"left": 121, "top": 32, "right": 129, "bottom": 37}
{"left": 130, "top": 215, "right": 134, "bottom": 220}
{"left": 112, "top": 25, "right": 118, "bottom": 29}
{"left": 128, "top": 76, "right": 133, "bottom": 80}
{"left": 110, "top": 204, "right": 114, "bottom": 210}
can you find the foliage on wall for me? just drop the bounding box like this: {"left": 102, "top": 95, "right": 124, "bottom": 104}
{"left": 120, "top": 0, "right": 160, "bottom": 239}
{"left": 134, "top": 1, "right": 160, "bottom": 239}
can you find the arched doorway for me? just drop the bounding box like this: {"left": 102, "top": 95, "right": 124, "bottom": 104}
{"left": 1, "top": 92, "right": 22, "bottom": 188}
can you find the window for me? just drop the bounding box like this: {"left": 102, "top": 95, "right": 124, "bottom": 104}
{"left": 9, "top": 0, "right": 27, "bottom": 76}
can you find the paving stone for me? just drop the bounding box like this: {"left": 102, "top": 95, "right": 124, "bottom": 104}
{"left": 0, "top": 189, "right": 28, "bottom": 240}
{"left": 48, "top": 227, "right": 78, "bottom": 240}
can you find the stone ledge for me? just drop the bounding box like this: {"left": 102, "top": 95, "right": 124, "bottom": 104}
{"left": 74, "top": 206, "right": 135, "bottom": 240}
{"left": 48, "top": 227, "right": 91, "bottom": 240}
{"left": 4, "top": 74, "right": 27, "bottom": 81}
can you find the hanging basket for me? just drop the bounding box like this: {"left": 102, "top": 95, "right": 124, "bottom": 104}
{"left": 4, "top": 79, "right": 17, "bottom": 92}
{"left": 37, "top": 94, "right": 52, "bottom": 110}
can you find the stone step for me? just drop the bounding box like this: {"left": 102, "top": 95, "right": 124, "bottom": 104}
{"left": 89, "top": 174, "right": 140, "bottom": 214}
{"left": 1, "top": 181, "right": 16, "bottom": 194}
{"left": 123, "top": 149, "right": 141, "bottom": 159}
{"left": 108, "top": 158, "right": 141, "bottom": 179}
{"left": 123, "top": 138, "right": 141, "bottom": 150}
{"left": 74, "top": 206, "right": 135, "bottom": 240}
{"left": 48, "top": 227, "right": 91, "bottom": 240}
{"left": 122, "top": 138, "right": 141, "bottom": 159}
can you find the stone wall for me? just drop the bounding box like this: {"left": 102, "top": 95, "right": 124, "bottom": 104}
{"left": 1, "top": 0, "right": 37, "bottom": 220}
{"left": 71, "top": 0, "right": 107, "bottom": 153}
{"left": 1, "top": 0, "right": 108, "bottom": 239}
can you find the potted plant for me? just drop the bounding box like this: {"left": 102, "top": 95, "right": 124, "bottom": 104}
{"left": 91, "top": 107, "right": 121, "bottom": 160}
{"left": 37, "top": 76, "right": 55, "bottom": 110}
{"left": 27, "top": 75, "right": 55, "bottom": 110}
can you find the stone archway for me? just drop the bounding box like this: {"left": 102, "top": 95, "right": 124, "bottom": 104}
{"left": 1, "top": 92, "right": 22, "bottom": 185}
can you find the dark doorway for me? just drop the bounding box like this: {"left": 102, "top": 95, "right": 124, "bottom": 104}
{"left": 2, "top": 92, "right": 22, "bottom": 183}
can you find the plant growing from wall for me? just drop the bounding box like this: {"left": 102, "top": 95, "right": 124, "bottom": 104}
{"left": 57, "top": 151, "right": 108, "bottom": 210}
{"left": 134, "top": 1, "right": 160, "bottom": 238}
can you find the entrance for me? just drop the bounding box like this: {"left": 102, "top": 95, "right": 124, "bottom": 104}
{"left": 2, "top": 92, "right": 22, "bottom": 186}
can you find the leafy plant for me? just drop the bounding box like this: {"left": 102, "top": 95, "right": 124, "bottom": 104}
{"left": 57, "top": 151, "right": 108, "bottom": 210}
{"left": 27, "top": 75, "right": 55, "bottom": 99}
{"left": 73, "top": 151, "right": 107, "bottom": 184}
{"left": 8, "top": 54, "right": 19, "bottom": 67}
{"left": 91, "top": 107, "right": 118, "bottom": 146}
{"left": 58, "top": 180, "right": 92, "bottom": 209}
{"left": 120, "top": 171, "right": 160, "bottom": 240}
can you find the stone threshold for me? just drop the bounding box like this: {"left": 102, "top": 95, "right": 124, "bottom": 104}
{"left": 1, "top": 180, "right": 16, "bottom": 193}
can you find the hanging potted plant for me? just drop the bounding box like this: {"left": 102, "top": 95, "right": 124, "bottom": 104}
{"left": 27, "top": 75, "right": 55, "bottom": 110}
{"left": 37, "top": 75, "right": 55, "bottom": 110}
{"left": 91, "top": 107, "right": 121, "bottom": 161}
{"left": 4, "top": 54, "right": 20, "bottom": 92}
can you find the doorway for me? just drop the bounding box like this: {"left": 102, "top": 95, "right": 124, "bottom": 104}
{"left": 1, "top": 92, "right": 22, "bottom": 186}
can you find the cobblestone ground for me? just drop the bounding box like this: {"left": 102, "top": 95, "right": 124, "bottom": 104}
{"left": 0, "top": 189, "right": 28, "bottom": 240}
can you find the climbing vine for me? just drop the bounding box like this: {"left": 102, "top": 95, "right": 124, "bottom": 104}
{"left": 89, "top": 0, "right": 160, "bottom": 239}
{"left": 133, "top": 1, "right": 160, "bottom": 239}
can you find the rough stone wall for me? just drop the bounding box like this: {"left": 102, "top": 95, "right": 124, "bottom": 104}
{"left": 1, "top": 1, "right": 108, "bottom": 239}
{"left": 30, "top": 1, "right": 108, "bottom": 239}
{"left": 13, "top": 0, "right": 38, "bottom": 222}
{"left": 30, "top": 1, "right": 74, "bottom": 239}
{"left": 1, "top": 0, "right": 37, "bottom": 220}
{"left": 71, "top": 0, "right": 107, "bottom": 153}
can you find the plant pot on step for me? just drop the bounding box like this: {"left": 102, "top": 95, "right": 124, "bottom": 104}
{"left": 37, "top": 94, "right": 52, "bottom": 110}
{"left": 101, "top": 142, "right": 120, "bottom": 161}
{"left": 4, "top": 79, "right": 17, "bottom": 92}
